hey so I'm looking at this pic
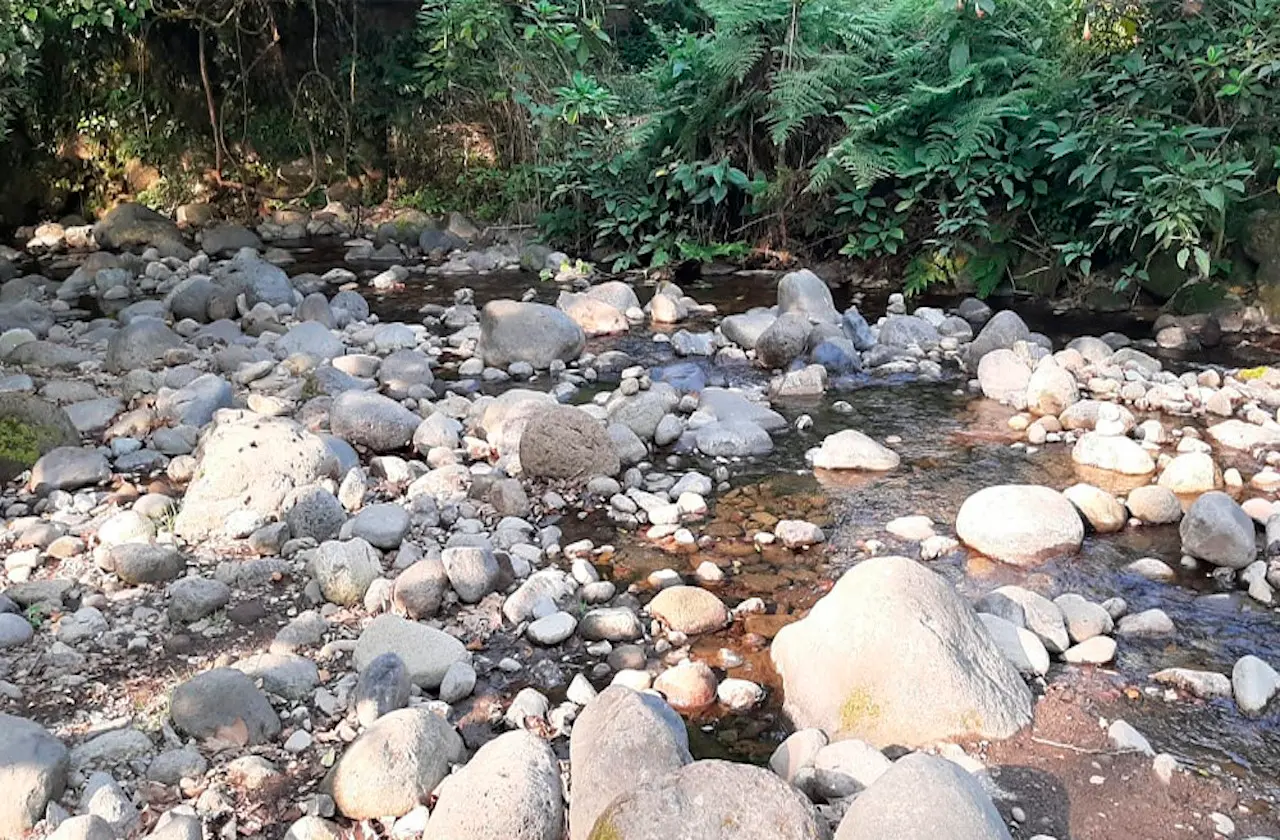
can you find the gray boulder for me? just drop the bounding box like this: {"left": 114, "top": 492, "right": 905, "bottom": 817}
{"left": 478, "top": 300, "right": 585, "bottom": 369}
{"left": 426, "top": 731, "right": 563, "bottom": 840}
{"left": 771, "top": 556, "right": 1032, "bottom": 748}
{"left": 170, "top": 668, "right": 280, "bottom": 744}
{"left": 519, "top": 406, "right": 620, "bottom": 480}
{"left": 352, "top": 614, "right": 470, "bottom": 689}
{"left": 30, "top": 447, "right": 110, "bottom": 493}
{"left": 756, "top": 312, "right": 811, "bottom": 369}
{"left": 0, "top": 299, "right": 54, "bottom": 336}
{"left": 223, "top": 254, "right": 293, "bottom": 307}
{"left": 1180, "top": 491, "right": 1257, "bottom": 570}
{"left": 834, "top": 753, "right": 1011, "bottom": 840}
{"left": 284, "top": 484, "right": 346, "bottom": 542}
{"left": 201, "top": 224, "right": 263, "bottom": 255}
{"left": 105, "top": 319, "right": 183, "bottom": 372}
{"left": 591, "top": 760, "right": 824, "bottom": 840}
{"left": 877, "top": 315, "right": 940, "bottom": 349}
{"left": 108, "top": 544, "right": 185, "bottom": 584}
{"left": 0, "top": 394, "right": 79, "bottom": 483}
{"left": 173, "top": 414, "right": 336, "bottom": 541}
{"left": 777, "top": 269, "right": 840, "bottom": 324}
{"left": 0, "top": 714, "right": 69, "bottom": 838}
{"left": 568, "top": 686, "right": 691, "bottom": 840}
{"left": 694, "top": 420, "right": 773, "bottom": 457}
{"left": 94, "top": 204, "right": 186, "bottom": 253}
{"left": 167, "top": 576, "right": 231, "bottom": 623}
{"left": 329, "top": 707, "right": 463, "bottom": 820}
{"left": 156, "top": 373, "right": 233, "bottom": 428}
{"left": 277, "top": 322, "right": 344, "bottom": 360}
{"left": 721, "top": 310, "right": 777, "bottom": 349}
{"left": 329, "top": 391, "right": 421, "bottom": 452}
{"left": 965, "top": 309, "right": 1030, "bottom": 370}
{"left": 312, "top": 538, "right": 382, "bottom": 606}
{"left": 353, "top": 653, "right": 411, "bottom": 726}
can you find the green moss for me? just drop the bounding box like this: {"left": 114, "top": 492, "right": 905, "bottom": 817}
{"left": 0, "top": 417, "right": 51, "bottom": 468}
{"left": 838, "top": 686, "right": 882, "bottom": 735}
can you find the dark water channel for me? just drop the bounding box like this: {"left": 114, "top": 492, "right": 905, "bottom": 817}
{"left": 328, "top": 251, "right": 1280, "bottom": 794}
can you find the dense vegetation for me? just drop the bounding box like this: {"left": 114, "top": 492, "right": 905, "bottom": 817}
{"left": 1, "top": 0, "right": 1278, "bottom": 303}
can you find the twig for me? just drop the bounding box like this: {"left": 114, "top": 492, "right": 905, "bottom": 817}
{"left": 1030, "top": 736, "right": 1114, "bottom": 755}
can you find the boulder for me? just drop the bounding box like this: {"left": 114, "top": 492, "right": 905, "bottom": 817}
{"left": 590, "top": 760, "right": 824, "bottom": 840}
{"left": 329, "top": 391, "right": 421, "bottom": 452}
{"left": 584, "top": 281, "right": 641, "bottom": 313}
{"left": 519, "top": 406, "right": 620, "bottom": 480}
{"left": 756, "top": 313, "right": 811, "bottom": 369}
{"left": 568, "top": 687, "right": 691, "bottom": 840}
{"left": 1126, "top": 485, "right": 1183, "bottom": 524}
{"left": 877, "top": 315, "right": 940, "bottom": 349}
{"left": 771, "top": 556, "right": 1032, "bottom": 748}
{"left": 174, "top": 414, "right": 336, "bottom": 542}
{"left": 352, "top": 614, "right": 470, "bottom": 689}
{"left": 478, "top": 300, "right": 585, "bottom": 369}
{"left": 1206, "top": 419, "right": 1280, "bottom": 451}
{"left": 312, "top": 538, "right": 382, "bottom": 605}
{"left": 105, "top": 319, "right": 183, "bottom": 372}
{"left": 808, "top": 430, "right": 900, "bottom": 471}
{"left": 1158, "top": 452, "right": 1221, "bottom": 495}
{"left": 557, "top": 291, "right": 628, "bottom": 336}
{"left": 0, "top": 394, "right": 79, "bottom": 484}
{"left": 94, "top": 203, "right": 185, "bottom": 252}
{"left": 721, "top": 311, "right": 777, "bottom": 350}
{"left": 277, "top": 322, "right": 344, "bottom": 360}
{"left": 223, "top": 254, "right": 294, "bottom": 307}
{"left": 329, "top": 707, "right": 463, "bottom": 820}
{"left": 1063, "top": 483, "right": 1126, "bottom": 533}
{"left": 29, "top": 447, "right": 110, "bottom": 493}
{"left": 777, "top": 269, "right": 840, "bottom": 324}
{"left": 201, "top": 224, "right": 263, "bottom": 255}
{"left": 647, "top": 586, "right": 730, "bottom": 635}
{"left": 1071, "top": 432, "right": 1155, "bottom": 475}
{"left": 956, "top": 485, "right": 1083, "bottom": 565}
{"left": 425, "top": 731, "right": 563, "bottom": 840}
{"left": 0, "top": 714, "right": 69, "bottom": 838}
{"left": 976, "top": 349, "right": 1031, "bottom": 406}
{"left": 965, "top": 309, "right": 1031, "bottom": 370}
{"left": 1025, "top": 356, "right": 1079, "bottom": 415}
{"left": 834, "top": 753, "right": 1011, "bottom": 840}
{"left": 1180, "top": 491, "right": 1257, "bottom": 570}
{"left": 170, "top": 668, "right": 280, "bottom": 744}
{"left": 694, "top": 421, "right": 773, "bottom": 457}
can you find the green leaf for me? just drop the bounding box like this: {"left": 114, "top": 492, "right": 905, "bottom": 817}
{"left": 1194, "top": 248, "right": 1211, "bottom": 277}
{"left": 1176, "top": 247, "right": 1190, "bottom": 269}
{"left": 949, "top": 40, "right": 970, "bottom": 75}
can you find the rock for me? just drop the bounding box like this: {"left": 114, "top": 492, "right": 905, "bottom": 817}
{"left": 1158, "top": 451, "right": 1220, "bottom": 494}
{"left": 105, "top": 318, "right": 184, "bottom": 373}
{"left": 877, "top": 315, "right": 940, "bottom": 349}
{"left": 568, "top": 686, "right": 691, "bottom": 840}
{"left": 0, "top": 713, "right": 69, "bottom": 837}
{"left": 1127, "top": 557, "right": 1176, "bottom": 581}
{"left": 808, "top": 429, "right": 900, "bottom": 471}
{"left": 769, "top": 729, "right": 828, "bottom": 783}
{"left": 966, "top": 309, "right": 1030, "bottom": 370}
{"left": 805, "top": 739, "right": 891, "bottom": 799}
{"left": 0, "top": 613, "right": 34, "bottom": 648}
{"left": 1126, "top": 485, "right": 1183, "bottom": 524}
{"left": 352, "top": 614, "right": 470, "bottom": 689}
{"left": 648, "top": 586, "right": 729, "bottom": 635}
{"left": 777, "top": 269, "right": 839, "bottom": 323}
{"left": 557, "top": 291, "right": 627, "bottom": 336}
{"left": 108, "top": 544, "right": 185, "bottom": 584}
{"left": 285, "top": 485, "right": 346, "bottom": 542}
{"left": 49, "top": 815, "right": 115, "bottom": 840}
{"left": 350, "top": 503, "right": 410, "bottom": 549}
{"left": 1071, "top": 432, "right": 1155, "bottom": 475}
{"left": 1025, "top": 356, "right": 1079, "bottom": 415}
{"left": 694, "top": 420, "right": 773, "bottom": 457}
{"left": 1063, "top": 636, "right": 1116, "bottom": 664}
{"left": 426, "top": 730, "right": 563, "bottom": 840}
{"left": 756, "top": 313, "right": 811, "bottom": 369}
{"left": 201, "top": 223, "right": 262, "bottom": 255}
{"left": 1180, "top": 491, "right": 1257, "bottom": 570}
{"left": 168, "top": 576, "right": 231, "bottom": 623}
{"left": 147, "top": 748, "right": 208, "bottom": 785}
{"left": 504, "top": 569, "right": 577, "bottom": 624}
{"left": 441, "top": 545, "right": 499, "bottom": 603}
{"left": 771, "top": 556, "right": 1032, "bottom": 748}
{"left": 283, "top": 817, "right": 343, "bottom": 840}
{"left": 233, "top": 652, "right": 319, "bottom": 701}
{"left": 330, "top": 391, "right": 421, "bottom": 452}
{"left": 173, "top": 415, "right": 336, "bottom": 542}
{"left": 976, "top": 349, "right": 1031, "bottom": 406}
{"left": 590, "top": 760, "right": 823, "bottom": 840}
{"left": 478, "top": 300, "right": 585, "bottom": 368}
{"left": 654, "top": 660, "right": 718, "bottom": 711}
{"left": 1231, "top": 655, "right": 1279, "bottom": 714}
{"left": 353, "top": 653, "right": 411, "bottom": 726}
{"left": 439, "top": 660, "right": 477, "bottom": 704}
{"left": 1206, "top": 419, "right": 1280, "bottom": 451}
{"left": 834, "top": 753, "right": 1010, "bottom": 840}
{"left": 224, "top": 254, "right": 293, "bottom": 307}
{"left": 578, "top": 607, "right": 643, "bottom": 642}
{"left": 1151, "top": 668, "right": 1232, "bottom": 699}
{"left": 977, "top": 613, "right": 1049, "bottom": 676}
{"left": 392, "top": 558, "right": 449, "bottom": 619}
{"left": 956, "top": 485, "right": 1083, "bottom": 565}
{"left": 170, "top": 668, "right": 280, "bottom": 744}
{"left": 1063, "top": 484, "right": 1126, "bottom": 533}
{"left": 776, "top": 519, "right": 826, "bottom": 549}
{"left": 1053, "top": 593, "right": 1112, "bottom": 642}
{"left": 721, "top": 311, "right": 777, "bottom": 349}
{"left": 518, "top": 406, "right": 620, "bottom": 480}
{"left": 1108, "top": 719, "right": 1154, "bottom": 755}
{"left": 277, "top": 322, "right": 344, "bottom": 359}
{"left": 94, "top": 203, "right": 185, "bottom": 252}
{"left": 527, "top": 612, "right": 577, "bottom": 645}
{"left": 312, "top": 538, "right": 383, "bottom": 605}
{"left": 329, "top": 707, "right": 463, "bottom": 819}
{"left": 1116, "top": 608, "right": 1175, "bottom": 637}
{"left": 156, "top": 373, "right": 233, "bottom": 429}
{"left": 413, "top": 413, "right": 462, "bottom": 453}
{"left": 0, "top": 394, "right": 79, "bottom": 483}
{"left": 29, "top": 447, "right": 110, "bottom": 493}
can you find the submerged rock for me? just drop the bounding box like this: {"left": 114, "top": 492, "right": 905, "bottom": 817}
{"left": 771, "top": 556, "right": 1032, "bottom": 748}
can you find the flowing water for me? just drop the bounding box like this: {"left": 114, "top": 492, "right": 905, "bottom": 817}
{"left": 324, "top": 252, "right": 1280, "bottom": 796}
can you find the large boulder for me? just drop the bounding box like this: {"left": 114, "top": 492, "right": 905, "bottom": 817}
{"left": 834, "top": 753, "right": 1011, "bottom": 840}
{"left": 591, "top": 760, "right": 825, "bottom": 840}
{"left": 425, "top": 731, "right": 563, "bottom": 840}
{"left": 29, "top": 447, "right": 110, "bottom": 493}
{"left": 647, "top": 586, "right": 730, "bottom": 635}
{"left": 173, "top": 414, "right": 337, "bottom": 541}
{"left": 976, "top": 349, "right": 1031, "bottom": 406}
{"left": 0, "top": 714, "right": 69, "bottom": 838}
{"left": 956, "top": 485, "right": 1083, "bottom": 565}
{"left": 721, "top": 310, "right": 777, "bottom": 350}
{"left": 169, "top": 668, "right": 280, "bottom": 744}
{"left": 352, "top": 614, "right": 470, "bottom": 689}
{"left": 478, "top": 300, "right": 585, "bottom": 369}
{"left": 329, "top": 707, "right": 463, "bottom": 820}
{"left": 965, "top": 309, "right": 1031, "bottom": 370}
{"left": 93, "top": 203, "right": 185, "bottom": 253}
{"left": 105, "top": 319, "right": 184, "bottom": 373}
{"left": 0, "top": 394, "right": 79, "bottom": 484}
{"left": 808, "top": 430, "right": 900, "bottom": 471}
{"left": 777, "top": 269, "right": 840, "bottom": 324}
{"left": 201, "top": 224, "right": 263, "bottom": 255}
{"left": 584, "top": 281, "right": 641, "bottom": 313}
{"left": 222, "top": 254, "right": 294, "bottom": 307}
{"left": 480, "top": 389, "right": 560, "bottom": 457}
{"left": 1158, "top": 451, "right": 1221, "bottom": 494}
{"left": 756, "top": 313, "right": 812, "bottom": 369}
{"left": 329, "top": 391, "right": 421, "bottom": 452}
{"left": 1206, "top": 419, "right": 1280, "bottom": 451}
{"left": 877, "top": 315, "right": 940, "bottom": 349}
{"left": 1180, "top": 491, "right": 1257, "bottom": 570}
{"left": 771, "top": 556, "right": 1032, "bottom": 748}
{"left": 568, "top": 687, "right": 691, "bottom": 840}
{"left": 518, "top": 406, "right": 620, "bottom": 480}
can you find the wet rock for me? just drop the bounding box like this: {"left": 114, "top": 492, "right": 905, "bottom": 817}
{"left": 694, "top": 420, "right": 773, "bottom": 457}
{"left": 648, "top": 586, "right": 729, "bottom": 635}
{"left": 170, "top": 668, "right": 281, "bottom": 744}
{"left": 808, "top": 429, "right": 900, "bottom": 471}
{"left": 568, "top": 687, "right": 691, "bottom": 840}
{"left": 426, "top": 730, "right": 563, "bottom": 840}
{"left": 772, "top": 556, "right": 1032, "bottom": 748}
{"left": 0, "top": 713, "right": 69, "bottom": 837}
{"left": 770, "top": 364, "right": 827, "bottom": 398}
{"left": 1053, "top": 593, "right": 1113, "bottom": 642}
{"left": 654, "top": 660, "right": 718, "bottom": 711}
{"left": 478, "top": 300, "right": 585, "bottom": 369}
{"left": 352, "top": 614, "right": 470, "bottom": 689}
{"left": 1126, "top": 485, "right": 1183, "bottom": 524}
{"left": 956, "top": 485, "right": 1083, "bottom": 565}
{"left": 173, "top": 414, "right": 336, "bottom": 541}
{"left": 1232, "top": 655, "right": 1279, "bottom": 715}
{"left": 312, "top": 538, "right": 383, "bottom": 605}
{"left": 1071, "top": 432, "right": 1155, "bottom": 475}
{"left": 591, "top": 759, "right": 823, "bottom": 840}
{"left": 1063, "top": 483, "right": 1126, "bottom": 533}
{"left": 1151, "top": 668, "right": 1232, "bottom": 699}
{"left": 1116, "top": 608, "right": 1175, "bottom": 637}
{"left": 756, "top": 312, "right": 811, "bottom": 369}
{"left": 1127, "top": 557, "right": 1176, "bottom": 581}
{"left": 329, "top": 707, "right": 463, "bottom": 819}
{"left": 29, "top": 447, "right": 110, "bottom": 493}
{"left": 1180, "top": 491, "right": 1257, "bottom": 570}
{"left": 519, "top": 406, "right": 620, "bottom": 480}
